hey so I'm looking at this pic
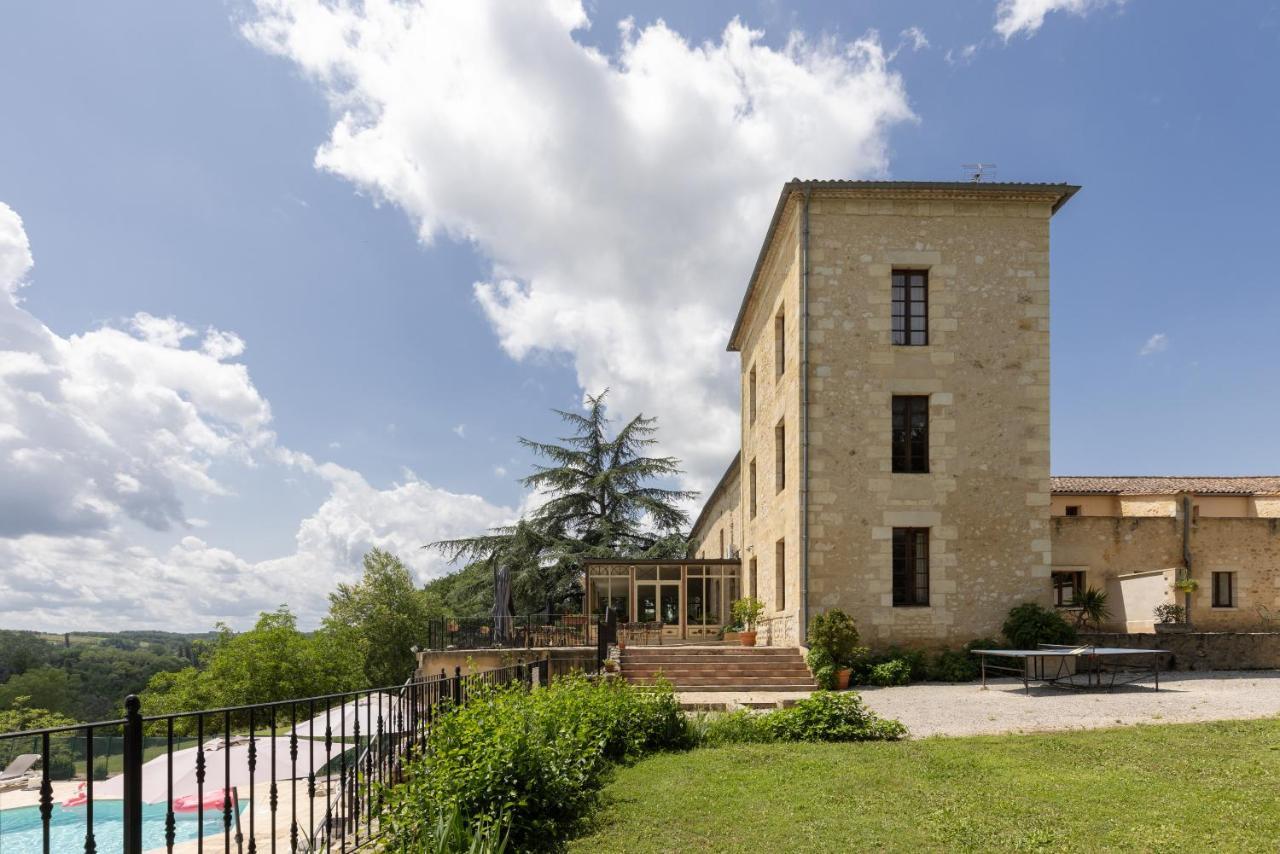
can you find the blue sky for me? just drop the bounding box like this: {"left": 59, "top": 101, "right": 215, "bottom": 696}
{"left": 1, "top": 0, "right": 1277, "bottom": 630}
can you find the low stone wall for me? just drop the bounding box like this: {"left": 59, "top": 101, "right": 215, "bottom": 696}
{"left": 1081, "top": 631, "right": 1280, "bottom": 671}
{"left": 416, "top": 646, "right": 598, "bottom": 680}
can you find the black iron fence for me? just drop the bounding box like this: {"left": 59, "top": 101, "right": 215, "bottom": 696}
{"left": 424, "top": 613, "right": 601, "bottom": 650}
{"left": 0, "top": 660, "right": 545, "bottom": 853}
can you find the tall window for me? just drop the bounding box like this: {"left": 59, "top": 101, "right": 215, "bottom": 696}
{"left": 775, "top": 539, "right": 786, "bottom": 610}
{"left": 892, "top": 270, "right": 928, "bottom": 346}
{"left": 892, "top": 528, "right": 929, "bottom": 606}
{"left": 1212, "top": 572, "right": 1236, "bottom": 608}
{"left": 1052, "top": 571, "right": 1085, "bottom": 607}
{"left": 748, "top": 365, "right": 757, "bottom": 424}
{"left": 774, "top": 307, "right": 785, "bottom": 378}
{"left": 749, "top": 557, "right": 758, "bottom": 598}
{"left": 892, "top": 395, "right": 930, "bottom": 473}
{"left": 775, "top": 419, "right": 786, "bottom": 493}
{"left": 749, "top": 459, "right": 758, "bottom": 519}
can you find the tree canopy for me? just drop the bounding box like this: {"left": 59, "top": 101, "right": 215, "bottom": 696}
{"left": 140, "top": 607, "right": 364, "bottom": 715}
{"left": 428, "top": 390, "right": 695, "bottom": 614}
{"left": 325, "top": 548, "right": 442, "bottom": 688}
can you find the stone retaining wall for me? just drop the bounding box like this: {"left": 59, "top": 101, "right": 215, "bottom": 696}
{"left": 1081, "top": 631, "right": 1280, "bottom": 671}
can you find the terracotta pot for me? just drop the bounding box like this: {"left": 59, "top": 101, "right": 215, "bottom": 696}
{"left": 739, "top": 630, "right": 758, "bottom": 647}
{"left": 723, "top": 631, "right": 740, "bottom": 643}
{"left": 836, "top": 667, "right": 852, "bottom": 690}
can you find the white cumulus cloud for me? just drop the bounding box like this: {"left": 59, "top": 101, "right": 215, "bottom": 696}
{"left": 1139, "top": 332, "right": 1168, "bottom": 357}
{"left": 994, "top": 0, "right": 1125, "bottom": 40}
{"left": 0, "top": 202, "right": 514, "bottom": 630}
{"left": 243, "top": 0, "right": 915, "bottom": 493}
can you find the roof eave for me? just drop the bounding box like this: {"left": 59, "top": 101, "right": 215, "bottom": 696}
{"left": 726, "top": 180, "right": 1081, "bottom": 352}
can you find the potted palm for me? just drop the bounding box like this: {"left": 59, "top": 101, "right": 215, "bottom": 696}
{"left": 731, "top": 597, "right": 765, "bottom": 647}
{"left": 1070, "top": 586, "right": 1111, "bottom": 630}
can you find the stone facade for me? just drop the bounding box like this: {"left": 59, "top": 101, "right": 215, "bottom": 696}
{"left": 690, "top": 180, "right": 1280, "bottom": 653}
{"left": 688, "top": 453, "right": 740, "bottom": 561}
{"left": 732, "top": 197, "right": 803, "bottom": 645}
{"left": 716, "top": 182, "right": 1072, "bottom": 649}
{"left": 1080, "top": 632, "right": 1280, "bottom": 671}
{"left": 1053, "top": 515, "right": 1280, "bottom": 632}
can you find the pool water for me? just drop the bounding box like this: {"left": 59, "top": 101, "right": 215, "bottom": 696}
{"left": 0, "top": 800, "right": 226, "bottom": 854}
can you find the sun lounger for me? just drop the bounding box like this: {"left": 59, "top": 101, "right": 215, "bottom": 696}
{"left": 0, "top": 753, "right": 41, "bottom": 790}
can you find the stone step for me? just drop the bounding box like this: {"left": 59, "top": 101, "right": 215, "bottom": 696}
{"left": 629, "top": 679, "right": 816, "bottom": 691}
{"left": 614, "top": 660, "right": 803, "bottom": 665}
{"left": 621, "top": 646, "right": 796, "bottom": 656}
{"left": 620, "top": 666, "right": 813, "bottom": 677}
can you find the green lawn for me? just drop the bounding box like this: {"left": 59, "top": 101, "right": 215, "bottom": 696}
{"left": 570, "top": 719, "right": 1280, "bottom": 853}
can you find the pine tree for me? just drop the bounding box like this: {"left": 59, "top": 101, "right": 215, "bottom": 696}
{"left": 428, "top": 390, "right": 695, "bottom": 613}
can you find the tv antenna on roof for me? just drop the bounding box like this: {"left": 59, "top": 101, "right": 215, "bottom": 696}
{"left": 962, "top": 163, "right": 997, "bottom": 183}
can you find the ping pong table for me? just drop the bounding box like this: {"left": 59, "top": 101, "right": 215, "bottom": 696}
{"left": 969, "top": 644, "right": 1169, "bottom": 694}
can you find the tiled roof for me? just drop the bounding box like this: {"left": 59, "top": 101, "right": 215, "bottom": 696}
{"left": 1051, "top": 476, "right": 1280, "bottom": 496}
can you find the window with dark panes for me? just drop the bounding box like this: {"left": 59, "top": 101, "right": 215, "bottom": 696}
{"left": 892, "top": 528, "right": 929, "bottom": 606}
{"left": 892, "top": 270, "right": 928, "bottom": 346}
{"left": 1212, "top": 571, "right": 1235, "bottom": 608}
{"left": 892, "top": 395, "right": 929, "bottom": 473}
{"left": 1052, "top": 571, "right": 1085, "bottom": 607}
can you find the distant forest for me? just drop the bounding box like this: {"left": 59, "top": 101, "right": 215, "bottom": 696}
{"left": 0, "top": 628, "right": 216, "bottom": 722}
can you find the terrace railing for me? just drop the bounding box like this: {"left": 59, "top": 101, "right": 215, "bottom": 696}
{"left": 425, "top": 613, "right": 601, "bottom": 650}
{"left": 0, "top": 660, "right": 545, "bottom": 854}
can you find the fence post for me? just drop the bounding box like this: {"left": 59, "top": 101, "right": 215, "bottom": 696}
{"left": 453, "top": 665, "right": 463, "bottom": 706}
{"left": 122, "top": 695, "right": 144, "bottom": 854}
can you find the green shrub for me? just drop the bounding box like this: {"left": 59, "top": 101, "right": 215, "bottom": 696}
{"left": 424, "top": 803, "right": 510, "bottom": 853}
{"left": 1001, "top": 603, "right": 1077, "bottom": 649}
{"left": 688, "top": 710, "right": 776, "bottom": 747}
{"left": 380, "top": 675, "right": 688, "bottom": 850}
{"left": 804, "top": 647, "right": 837, "bottom": 690}
{"left": 690, "top": 692, "right": 905, "bottom": 746}
{"left": 765, "top": 692, "right": 907, "bottom": 742}
{"left": 927, "top": 649, "right": 979, "bottom": 682}
{"left": 867, "top": 659, "right": 911, "bottom": 687}
{"left": 807, "top": 610, "right": 861, "bottom": 666}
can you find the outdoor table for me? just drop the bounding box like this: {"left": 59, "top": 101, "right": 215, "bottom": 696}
{"left": 969, "top": 644, "right": 1169, "bottom": 694}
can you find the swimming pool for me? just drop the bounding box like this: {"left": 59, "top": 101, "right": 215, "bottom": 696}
{"left": 0, "top": 799, "right": 226, "bottom": 854}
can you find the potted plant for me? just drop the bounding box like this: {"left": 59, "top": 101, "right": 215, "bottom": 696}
{"left": 721, "top": 620, "right": 743, "bottom": 644}
{"left": 602, "top": 657, "right": 620, "bottom": 674}
{"left": 1173, "top": 576, "right": 1199, "bottom": 595}
{"left": 731, "top": 597, "right": 765, "bottom": 647}
{"left": 1154, "top": 602, "right": 1189, "bottom": 633}
{"left": 807, "top": 609, "right": 863, "bottom": 689}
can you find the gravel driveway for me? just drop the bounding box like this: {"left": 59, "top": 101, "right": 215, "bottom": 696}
{"left": 857, "top": 671, "right": 1280, "bottom": 738}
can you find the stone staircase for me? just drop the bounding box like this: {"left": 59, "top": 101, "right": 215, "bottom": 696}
{"left": 619, "top": 646, "right": 816, "bottom": 692}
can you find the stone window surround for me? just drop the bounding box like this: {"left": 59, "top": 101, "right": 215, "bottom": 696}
{"left": 1210, "top": 569, "right": 1239, "bottom": 610}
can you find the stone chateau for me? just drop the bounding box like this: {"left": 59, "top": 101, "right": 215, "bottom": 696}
{"left": 685, "top": 180, "right": 1280, "bottom": 648}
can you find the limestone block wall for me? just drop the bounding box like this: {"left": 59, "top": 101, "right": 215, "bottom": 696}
{"left": 1080, "top": 631, "right": 1280, "bottom": 671}
{"left": 688, "top": 456, "right": 740, "bottom": 561}
{"left": 1051, "top": 516, "right": 1280, "bottom": 631}
{"left": 1050, "top": 495, "right": 1119, "bottom": 516}
{"left": 803, "top": 192, "right": 1054, "bottom": 647}
{"left": 735, "top": 201, "right": 802, "bottom": 646}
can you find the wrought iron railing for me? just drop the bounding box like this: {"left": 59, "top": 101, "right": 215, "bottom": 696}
{"left": 0, "top": 660, "right": 545, "bottom": 853}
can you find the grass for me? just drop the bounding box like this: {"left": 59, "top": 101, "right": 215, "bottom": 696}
{"left": 570, "top": 718, "right": 1280, "bottom": 852}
